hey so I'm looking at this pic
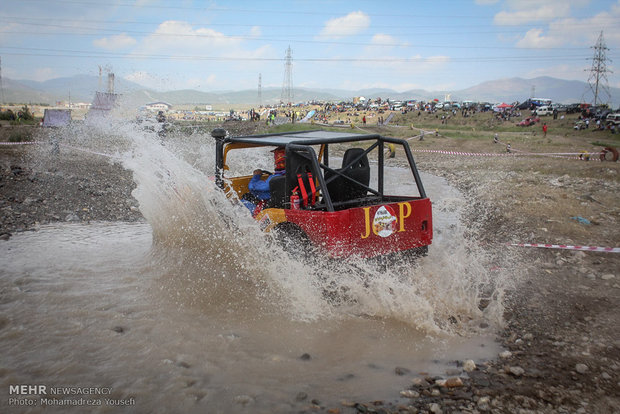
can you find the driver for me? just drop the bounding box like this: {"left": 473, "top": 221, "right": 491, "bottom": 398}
{"left": 241, "top": 147, "right": 285, "bottom": 214}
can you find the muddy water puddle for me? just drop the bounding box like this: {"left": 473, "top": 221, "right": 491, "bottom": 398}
{"left": 0, "top": 174, "right": 501, "bottom": 413}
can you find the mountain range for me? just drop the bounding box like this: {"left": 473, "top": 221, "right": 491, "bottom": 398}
{"left": 1, "top": 75, "right": 618, "bottom": 108}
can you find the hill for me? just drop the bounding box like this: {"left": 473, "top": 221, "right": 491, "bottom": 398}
{"left": 2, "top": 75, "right": 618, "bottom": 108}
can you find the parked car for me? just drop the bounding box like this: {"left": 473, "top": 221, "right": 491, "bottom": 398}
{"left": 517, "top": 116, "right": 540, "bottom": 127}
{"left": 533, "top": 106, "right": 553, "bottom": 116}
{"left": 606, "top": 113, "right": 620, "bottom": 126}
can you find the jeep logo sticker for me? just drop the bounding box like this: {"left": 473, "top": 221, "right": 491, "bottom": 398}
{"left": 362, "top": 205, "right": 398, "bottom": 239}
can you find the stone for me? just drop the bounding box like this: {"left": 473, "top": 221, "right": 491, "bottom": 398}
{"left": 509, "top": 366, "right": 525, "bottom": 377}
{"left": 400, "top": 389, "right": 420, "bottom": 398}
{"left": 411, "top": 377, "right": 429, "bottom": 387}
{"left": 601, "top": 274, "right": 615, "bottom": 280}
{"left": 444, "top": 377, "right": 464, "bottom": 388}
{"left": 295, "top": 392, "right": 307, "bottom": 401}
{"left": 463, "top": 359, "right": 476, "bottom": 372}
{"left": 299, "top": 353, "right": 311, "bottom": 360}
{"left": 429, "top": 402, "right": 442, "bottom": 413}
{"left": 499, "top": 350, "right": 513, "bottom": 359}
{"left": 575, "top": 363, "right": 588, "bottom": 374}
{"left": 395, "top": 367, "right": 411, "bottom": 376}
{"left": 478, "top": 396, "right": 491, "bottom": 411}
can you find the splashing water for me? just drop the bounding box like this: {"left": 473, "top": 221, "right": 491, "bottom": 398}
{"left": 100, "top": 119, "right": 513, "bottom": 333}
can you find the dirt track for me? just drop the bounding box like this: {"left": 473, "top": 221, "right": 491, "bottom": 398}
{"left": 1, "top": 122, "right": 619, "bottom": 413}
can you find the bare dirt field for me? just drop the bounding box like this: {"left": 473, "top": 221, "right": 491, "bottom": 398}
{"left": 1, "top": 116, "right": 619, "bottom": 413}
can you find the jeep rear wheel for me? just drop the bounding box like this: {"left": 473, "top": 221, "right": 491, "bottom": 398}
{"left": 271, "top": 222, "right": 314, "bottom": 260}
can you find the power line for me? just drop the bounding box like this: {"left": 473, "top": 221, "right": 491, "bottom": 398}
{"left": 0, "top": 47, "right": 598, "bottom": 63}
{"left": 0, "top": 19, "right": 598, "bottom": 50}
{"left": 3, "top": 15, "right": 619, "bottom": 32}
{"left": 17, "top": 0, "right": 500, "bottom": 19}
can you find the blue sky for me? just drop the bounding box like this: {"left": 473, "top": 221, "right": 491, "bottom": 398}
{"left": 1, "top": 0, "right": 619, "bottom": 92}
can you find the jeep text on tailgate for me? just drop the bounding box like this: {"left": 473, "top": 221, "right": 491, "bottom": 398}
{"left": 211, "top": 129, "right": 432, "bottom": 259}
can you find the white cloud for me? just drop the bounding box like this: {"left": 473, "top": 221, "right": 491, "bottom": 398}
{"left": 93, "top": 33, "right": 137, "bottom": 50}
{"left": 129, "top": 19, "right": 276, "bottom": 76}
{"left": 475, "top": 0, "right": 499, "bottom": 4}
{"left": 494, "top": 0, "right": 591, "bottom": 25}
{"left": 515, "top": 4, "right": 620, "bottom": 48}
{"left": 494, "top": 4, "right": 570, "bottom": 25}
{"left": 318, "top": 11, "right": 370, "bottom": 38}
{"left": 140, "top": 20, "right": 242, "bottom": 54}
{"left": 515, "top": 28, "right": 563, "bottom": 48}
{"left": 371, "top": 34, "right": 399, "bottom": 46}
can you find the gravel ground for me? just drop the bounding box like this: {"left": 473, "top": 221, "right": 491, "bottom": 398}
{"left": 1, "top": 123, "right": 619, "bottom": 413}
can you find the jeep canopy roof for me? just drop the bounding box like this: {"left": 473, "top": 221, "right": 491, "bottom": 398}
{"left": 225, "top": 130, "right": 382, "bottom": 146}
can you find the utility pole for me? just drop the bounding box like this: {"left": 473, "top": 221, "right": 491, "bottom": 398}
{"left": 281, "top": 46, "right": 293, "bottom": 106}
{"left": 258, "top": 73, "right": 262, "bottom": 107}
{"left": 586, "top": 31, "right": 612, "bottom": 106}
{"left": 107, "top": 72, "right": 115, "bottom": 94}
{"left": 0, "top": 56, "right": 5, "bottom": 104}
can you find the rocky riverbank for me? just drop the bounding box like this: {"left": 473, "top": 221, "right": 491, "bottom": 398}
{"left": 0, "top": 145, "right": 142, "bottom": 237}
{"left": 1, "top": 124, "right": 619, "bottom": 413}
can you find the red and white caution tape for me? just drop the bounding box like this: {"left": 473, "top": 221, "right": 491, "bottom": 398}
{"left": 0, "top": 141, "right": 39, "bottom": 145}
{"left": 509, "top": 243, "right": 620, "bottom": 253}
{"left": 411, "top": 149, "right": 515, "bottom": 157}
{"left": 409, "top": 148, "right": 598, "bottom": 160}
{"left": 58, "top": 144, "right": 119, "bottom": 159}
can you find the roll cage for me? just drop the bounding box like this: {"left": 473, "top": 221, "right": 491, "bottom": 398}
{"left": 211, "top": 129, "right": 427, "bottom": 212}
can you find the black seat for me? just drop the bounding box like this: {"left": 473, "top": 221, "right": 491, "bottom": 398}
{"left": 325, "top": 148, "right": 370, "bottom": 203}
{"left": 268, "top": 175, "right": 287, "bottom": 208}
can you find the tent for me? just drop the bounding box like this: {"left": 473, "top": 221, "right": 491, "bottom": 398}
{"left": 85, "top": 92, "right": 120, "bottom": 121}
{"left": 42, "top": 109, "right": 71, "bottom": 127}
{"left": 494, "top": 103, "right": 513, "bottom": 112}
